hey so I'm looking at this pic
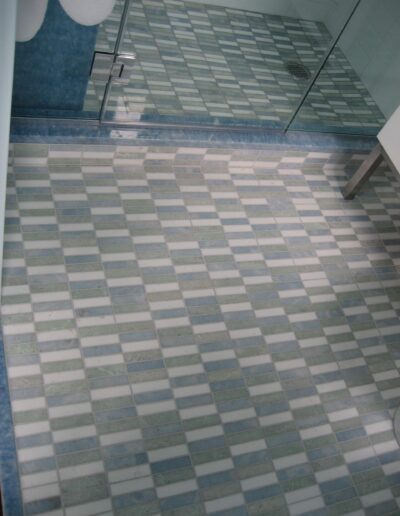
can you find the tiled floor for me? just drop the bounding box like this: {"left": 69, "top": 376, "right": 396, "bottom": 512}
{"left": 3, "top": 142, "right": 400, "bottom": 516}
{"left": 86, "top": 0, "right": 385, "bottom": 131}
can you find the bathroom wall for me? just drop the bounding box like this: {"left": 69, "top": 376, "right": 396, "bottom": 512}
{"left": 181, "top": 0, "right": 339, "bottom": 22}
{"left": 0, "top": 0, "right": 17, "bottom": 290}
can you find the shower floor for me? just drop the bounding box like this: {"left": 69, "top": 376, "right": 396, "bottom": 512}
{"left": 85, "top": 0, "right": 385, "bottom": 131}
{"left": 2, "top": 142, "right": 400, "bottom": 515}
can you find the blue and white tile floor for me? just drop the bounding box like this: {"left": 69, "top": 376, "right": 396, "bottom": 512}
{"left": 2, "top": 143, "right": 400, "bottom": 515}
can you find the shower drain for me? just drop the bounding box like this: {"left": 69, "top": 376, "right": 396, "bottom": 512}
{"left": 394, "top": 407, "right": 400, "bottom": 445}
{"left": 285, "top": 60, "right": 311, "bottom": 81}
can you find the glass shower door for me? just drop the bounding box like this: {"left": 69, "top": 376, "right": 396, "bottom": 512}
{"left": 288, "top": 0, "right": 400, "bottom": 135}
{"left": 101, "top": 0, "right": 359, "bottom": 129}
{"left": 14, "top": 0, "right": 386, "bottom": 137}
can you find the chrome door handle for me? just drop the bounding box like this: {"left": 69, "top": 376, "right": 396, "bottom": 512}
{"left": 90, "top": 51, "right": 136, "bottom": 85}
{"left": 111, "top": 53, "right": 136, "bottom": 84}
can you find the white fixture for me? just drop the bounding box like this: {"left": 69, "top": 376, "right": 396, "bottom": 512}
{"left": 16, "top": 0, "right": 48, "bottom": 42}
{"left": 59, "top": 0, "right": 117, "bottom": 26}
{"left": 378, "top": 105, "right": 400, "bottom": 174}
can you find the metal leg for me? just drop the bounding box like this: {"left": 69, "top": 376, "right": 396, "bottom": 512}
{"left": 343, "top": 143, "right": 384, "bottom": 200}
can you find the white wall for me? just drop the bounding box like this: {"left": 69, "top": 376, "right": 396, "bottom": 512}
{"left": 0, "top": 0, "right": 17, "bottom": 292}
{"left": 181, "top": 0, "right": 335, "bottom": 21}
{"left": 181, "top": 0, "right": 353, "bottom": 27}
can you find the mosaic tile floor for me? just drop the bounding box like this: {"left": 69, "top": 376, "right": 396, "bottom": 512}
{"left": 3, "top": 142, "right": 400, "bottom": 516}
{"left": 86, "top": 0, "right": 385, "bottom": 131}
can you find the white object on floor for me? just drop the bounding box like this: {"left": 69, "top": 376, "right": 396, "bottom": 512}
{"left": 378, "top": 105, "right": 400, "bottom": 173}
{"left": 59, "top": 0, "right": 117, "bottom": 26}
{"left": 16, "top": 0, "right": 48, "bottom": 42}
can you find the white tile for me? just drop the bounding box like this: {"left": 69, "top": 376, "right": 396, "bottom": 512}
{"left": 108, "top": 465, "right": 151, "bottom": 484}
{"left": 275, "top": 358, "right": 306, "bottom": 371}
{"left": 205, "top": 493, "right": 245, "bottom": 513}
{"left": 361, "top": 489, "right": 393, "bottom": 507}
{"left": 289, "top": 496, "right": 325, "bottom": 515}
{"left": 230, "top": 439, "right": 267, "bottom": 457}
{"left": 43, "top": 369, "right": 85, "bottom": 385}
{"left": 14, "top": 421, "right": 51, "bottom": 438}
{"left": 53, "top": 425, "right": 97, "bottom": 443}
{"left": 60, "top": 461, "right": 105, "bottom": 481}
{"left": 193, "top": 322, "right": 227, "bottom": 334}
{"left": 249, "top": 382, "right": 282, "bottom": 396}
{"left": 315, "top": 465, "right": 348, "bottom": 483}
{"left": 136, "top": 400, "right": 176, "bottom": 416}
{"left": 259, "top": 411, "right": 293, "bottom": 427}
{"left": 285, "top": 485, "right": 321, "bottom": 505}
{"left": 173, "top": 383, "right": 210, "bottom": 398}
{"left": 201, "top": 350, "right": 235, "bottom": 362}
{"left": 48, "top": 402, "right": 92, "bottom": 419}
{"left": 111, "top": 476, "right": 154, "bottom": 496}
{"left": 21, "top": 470, "right": 59, "bottom": 489}
{"left": 186, "top": 425, "right": 223, "bottom": 443}
{"left": 18, "top": 445, "right": 54, "bottom": 462}
{"left": 91, "top": 385, "right": 131, "bottom": 401}
{"left": 273, "top": 453, "right": 307, "bottom": 470}
{"left": 156, "top": 479, "right": 197, "bottom": 498}
{"left": 365, "top": 420, "right": 393, "bottom": 435}
{"left": 179, "top": 404, "right": 217, "bottom": 420}
{"left": 221, "top": 408, "right": 256, "bottom": 423}
{"left": 328, "top": 407, "right": 358, "bottom": 423}
{"left": 12, "top": 397, "right": 46, "bottom": 412}
{"left": 40, "top": 348, "right": 81, "bottom": 363}
{"left": 99, "top": 429, "right": 142, "bottom": 447}
{"left": 155, "top": 317, "right": 190, "bottom": 329}
{"left": 65, "top": 499, "right": 112, "bottom": 516}
{"left": 241, "top": 472, "right": 277, "bottom": 491}
{"left": 22, "top": 483, "right": 60, "bottom": 503}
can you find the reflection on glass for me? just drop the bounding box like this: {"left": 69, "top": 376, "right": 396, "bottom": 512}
{"left": 290, "top": 0, "right": 400, "bottom": 135}
{"left": 14, "top": 0, "right": 381, "bottom": 134}
{"left": 103, "top": 0, "right": 357, "bottom": 127}
{"left": 12, "top": 0, "right": 124, "bottom": 119}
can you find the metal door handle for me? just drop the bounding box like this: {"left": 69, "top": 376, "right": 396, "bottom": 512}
{"left": 90, "top": 51, "right": 136, "bottom": 85}
{"left": 111, "top": 53, "right": 136, "bottom": 84}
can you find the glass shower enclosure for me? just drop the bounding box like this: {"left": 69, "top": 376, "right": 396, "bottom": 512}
{"left": 11, "top": 0, "right": 400, "bottom": 137}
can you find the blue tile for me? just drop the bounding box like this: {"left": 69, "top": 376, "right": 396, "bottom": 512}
{"left": 336, "top": 427, "right": 366, "bottom": 442}
{"left": 198, "top": 470, "right": 236, "bottom": 489}
{"left": 244, "top": 483, "right": 282, "bottom": 503}
{"left": 54, "top": 437, "right": 99, "bottom": 455}
{"left": 105, "top": 452, "right": 148, "bottom": 471}
{"left": 24, "top": 497, "right": 62, "bottom": 516}
{"left": 113, "top": 488, "right": 157, "bottom": 510}
{"left": 233, "top": 449, "right": 270, "bottom": 468}
{"left": 151, "top": 455, "right": 191, "bottom": 474}
{"left": 319, "top": 476, "right": 354, "bottom": 495}
{"left": 159, "top": 491, "right": 199, "bottom": 512}
{"left": 20, "top": 457, "right": 57, "bottom": 475}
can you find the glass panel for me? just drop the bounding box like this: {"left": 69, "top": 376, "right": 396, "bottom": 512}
{"left": 289, "top": 0, "right": 400, "bottom": 135}
{"left": 11, "top": 0, "right": 125, "bottom": 119}
{"left": 102, "top": 0, "right": 358, "bottom": 128}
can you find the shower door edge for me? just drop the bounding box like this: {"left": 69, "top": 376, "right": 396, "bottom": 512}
{"left": 99, "top": 0, "right": 133, "bottom": 121}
